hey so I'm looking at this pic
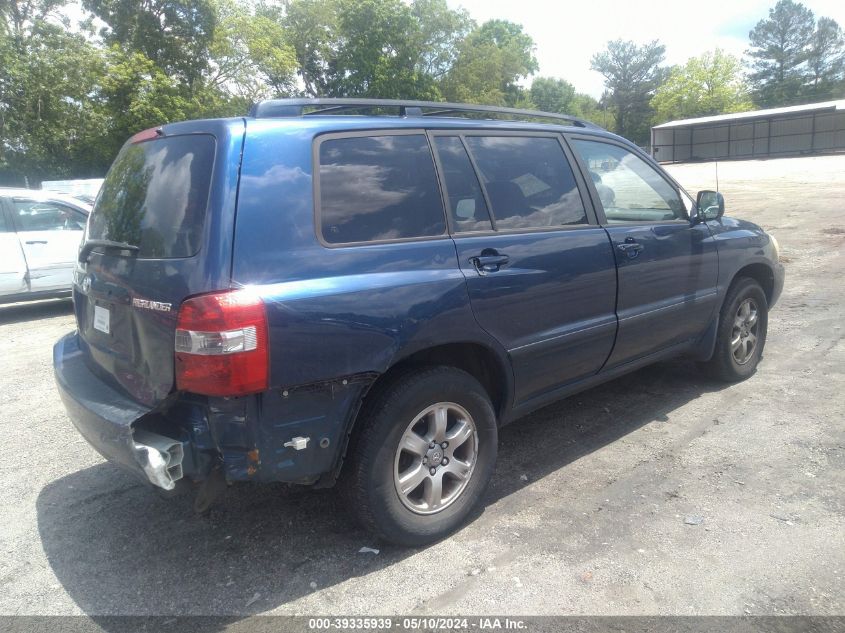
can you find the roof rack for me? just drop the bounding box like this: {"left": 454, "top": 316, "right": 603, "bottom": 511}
{"left": 248, "top": 98, "right": 602, "bottom": 129}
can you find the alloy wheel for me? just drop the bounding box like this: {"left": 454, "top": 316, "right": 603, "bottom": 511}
{"left": 393, "top": 402, "right": 478, "bottom": 515}
{"left": 731, "top": 297, "right": 760, "bottom": 365}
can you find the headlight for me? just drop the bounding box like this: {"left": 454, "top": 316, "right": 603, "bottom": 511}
{"left": 769, "top": 234, "right": 780, "bottom": 261}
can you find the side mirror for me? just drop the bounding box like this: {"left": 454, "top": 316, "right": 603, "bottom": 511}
{"left": 696, "top": 190, "right": 725, "bottom": 221}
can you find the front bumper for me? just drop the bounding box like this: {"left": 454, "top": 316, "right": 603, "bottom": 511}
{"left": 53, "top": 331, "right": 167, "bottom": 486}
{"left": 771, "top": 262, "right": 785, "bottom": 308}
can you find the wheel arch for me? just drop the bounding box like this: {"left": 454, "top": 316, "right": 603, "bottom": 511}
{"left": 695, "top": 263, "right": 774, "bottom": 363}
{"left": 321, "top": 340, "right": 512, "bottom": 488}
{"left": 382, "top": 341, "right": 512, "bottom": 421}
{"left": 731, "top": 262, "right": 775, "bottom": 305}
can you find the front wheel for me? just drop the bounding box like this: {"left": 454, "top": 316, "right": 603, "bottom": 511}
{"left": 701, "top": 277, "right": 768, "bottom": 382}
{"left": 340, "top": 367, "right": 498, "bottom": 546}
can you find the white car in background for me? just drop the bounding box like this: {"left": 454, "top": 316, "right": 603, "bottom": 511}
{"left": 41, "top": 178, "right": 104, "bottom": 205}
{"left": 0, "top": 188, "right": 92, "bottom": 304}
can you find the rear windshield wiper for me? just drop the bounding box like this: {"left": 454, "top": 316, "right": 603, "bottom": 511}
{"left": 79, "top": 239, "right": 140, "bottom": 263}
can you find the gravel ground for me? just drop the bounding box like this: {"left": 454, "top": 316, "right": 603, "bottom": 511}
{"left": 0, "top": 154, "right": 843, "bottom": 617}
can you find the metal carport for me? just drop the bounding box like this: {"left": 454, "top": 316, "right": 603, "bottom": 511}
{"left": 651, "top": 99, "right": 845, "bottom": 163}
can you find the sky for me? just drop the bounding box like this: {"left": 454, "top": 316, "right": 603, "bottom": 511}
{"left": 447, "top": 0, "right": 845, "bottom": 98}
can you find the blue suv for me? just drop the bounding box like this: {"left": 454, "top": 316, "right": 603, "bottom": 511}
{"left": 54, "top": 99, "right": 784, "bottom": 545}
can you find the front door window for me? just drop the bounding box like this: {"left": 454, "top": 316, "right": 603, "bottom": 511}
{"left": 570, "top": 139, "right": 686, "bottom": 223}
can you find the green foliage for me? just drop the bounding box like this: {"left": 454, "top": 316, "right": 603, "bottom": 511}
{"left": 528, "top": 77, "right": 612, "bottom": 128}
{"left": 530, "top": 77, "right": 576, "bottom": 113}
{"left": 332, "top": 0, "right": 438, "bottom": 99}
{"left": 442, "top": 19, "right": 537, "bottom": 106}
{"left": 409, "top": 0, "right": 474, "bottom": 81}
{"left": 651, "top": 50, "right": 753, "bottom": 123}
{"left": 571, "top": 94, "right": 614, "bottom": 130}
{"left": 82, "top": 0, "right": 218, "bottom": 88}
{"left": 208, "top": 0, "right": 299, "bottom": 101}
{"left": 98, "top": 47, "right": 194, "bottom": 158}
{"left": 0, "top": 16, "right": 107, "bottom": 183}
{"left": 1, "top": 0, "right": 544, "bottom": 182}
{"left": 591, "top": 39, "right": 667, "bottom": 144}
{"left": 7, "top": 0, "right": 842, "bottom": 183}
{"left": 277, "top": 0, "right": 341, "bottom": 97}
{"left": 280, "top": 0, "right": 476, "bottom": 100}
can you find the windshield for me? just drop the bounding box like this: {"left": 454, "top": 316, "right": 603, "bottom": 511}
{"left": 87, "top": 134, "right": 216, "bottom": 258}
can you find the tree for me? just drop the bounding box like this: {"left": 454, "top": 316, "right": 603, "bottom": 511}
{"left": 590, "top": 39, "right": 666, "bottom": 143}
{"left": 441, "top": 19, "right": 538, "bottom": 105}
{"left": 409, "top": 0, "right": 473, "bottom": 82}
{"left": 207, "top": 0, "right": 299, "bottom": 103}
{"left": 805, "top": 17, "right": 845, "bottom": 101}
{"left": 279, "top": 0, "right": 472, "bottom": 99}
{"left": 97, "top": 47, "right": 194, "bottom": 160}
{"left": 81, "top": 0, "right": 218, "bottom": 90}
{"left": 530, "top": 77, "right": 576, "bottom": 113}
{"left": 570, "top": 93, "right": 614, "bottom": 129}
{"left": 651, "top": 50, "right": 753, "bottom": 122}
{"left": 0, "top": 10, "right": 107, "bottom": 183}
{"left": 527, "top": 77, "right": 610, "bottom": 127}
{"left": 746, "top": 0, "right": 815, "bottom": 107}
{"left": 2, "top": 0, "right": 67, "bottom": 43}
{"left": 279, "top": 0, "right": 342, "bottom": 98}
{"left": 278, "top": 1, "right": 531, "bottom": 103}
{"left": 331, "top": 0, "right": 439, "bottom": 99}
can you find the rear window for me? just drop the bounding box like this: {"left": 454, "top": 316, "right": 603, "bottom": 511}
{"left": 318, "top": 134, "right": 446, "bottom": 244}
{"left": 87, "top": 134, "right": 215, "bottom": 258}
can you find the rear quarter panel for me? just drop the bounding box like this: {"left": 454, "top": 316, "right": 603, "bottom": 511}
{"left": 234, "top": 120, "right": 508, "bottom": 385}
{"left": 232, "top": 120, "right": 511, "bottom": 482}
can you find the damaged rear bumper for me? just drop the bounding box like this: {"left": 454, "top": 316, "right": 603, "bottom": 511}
{"left": 54, "top": 331, "right": 375, "bottom": 491}
{"left": 53, "top": 332, "right": 186, "bottom": 490}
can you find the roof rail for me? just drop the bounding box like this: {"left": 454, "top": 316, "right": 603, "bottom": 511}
{"left": 248, "top": 98, "right": 603, "bottom": 129}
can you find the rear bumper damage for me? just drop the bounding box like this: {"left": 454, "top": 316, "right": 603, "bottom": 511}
{"left": 53, "top": 332, "right": 186, "bottom": 490}
{"left": 54, "top": 331, "right": 375, "bottom": 493}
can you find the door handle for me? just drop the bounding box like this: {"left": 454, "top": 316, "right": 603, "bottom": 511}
{"left": 470, "top": 253, "right": 509, "bottom": 274}
{"left": 25, "top": 240, "right": 48, "bottom": 245}
{"left": 616, "top": 241, "right": 644, "bottom": 258}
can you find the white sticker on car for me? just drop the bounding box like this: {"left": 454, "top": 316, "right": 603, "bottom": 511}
{"left": 93, "top": 305, "right": 110, "bottom": 334}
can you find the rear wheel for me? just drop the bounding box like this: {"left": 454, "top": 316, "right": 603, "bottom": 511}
{"left": 341, "top": 367, "right": 497, "bottom": 546}
{"left": 702, "top": 277, "right": 768, "bottom": 382}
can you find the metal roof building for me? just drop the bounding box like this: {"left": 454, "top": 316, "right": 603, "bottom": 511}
{"left": 651, "top": 99, "right": 845, "bottom": 163}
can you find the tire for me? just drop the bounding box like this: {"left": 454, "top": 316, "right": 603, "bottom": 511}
{"left": 340, "top": 366, "right": 498, "bottom": 546}
{"left": 701, "top": 277, "right": 768, "bottom": 382}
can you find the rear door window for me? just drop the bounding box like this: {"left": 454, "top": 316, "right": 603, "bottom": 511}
{"left": 87, "top": 134, "right": 216, "bottom": 258}
{"left": 432, "top": 136, "right": 493, "bottom": 233}
{"left": 317, "top": 134, "right": 446, "bottom": 245}
{"left": 463, "top": 136, "right": 587, "bottom": 230}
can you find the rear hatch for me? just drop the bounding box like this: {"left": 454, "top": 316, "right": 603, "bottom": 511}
{"left": 75, "top": 120, "right": 244, "bottom": 407}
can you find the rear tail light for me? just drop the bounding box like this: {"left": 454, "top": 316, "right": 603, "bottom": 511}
{"left": 175, "top": 290, "right": 269, "bottom": 396}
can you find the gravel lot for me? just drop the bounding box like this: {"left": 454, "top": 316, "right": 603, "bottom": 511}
{"left": 1, "top": 154, "right": 843, "bottom": 618}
